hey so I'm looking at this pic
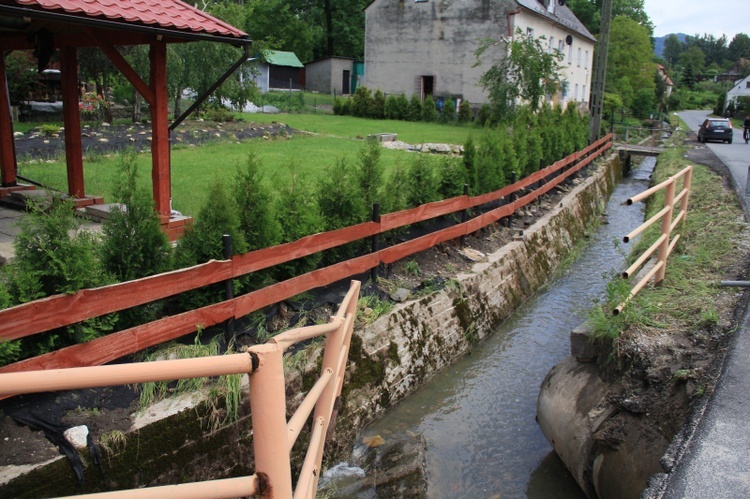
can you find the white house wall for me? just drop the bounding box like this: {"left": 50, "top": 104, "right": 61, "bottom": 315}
{"left": 364, "top": 0, "right": 512, "bottom": 104}
{"left": 726, "top": 75, "right": 750, "bottom": 112}
{"left": 511, "top": 11, "right": 595, "bottom": 109}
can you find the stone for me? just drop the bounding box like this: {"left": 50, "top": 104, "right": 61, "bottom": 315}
{"left": 458, "top": 248, "right": 485, "bottom": 262}
{"left": 570, "top": 324, "right": 598, "bottom": 362}
{"left": 63, "top": 425, "right": 89, "bottom": 448}
{"left": 390, "top": 288, "right": 410, "bottom": 302}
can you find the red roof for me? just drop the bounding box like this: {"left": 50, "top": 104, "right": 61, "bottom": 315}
{"left": 12, "top": 0, "right": 247, "bottom": 39}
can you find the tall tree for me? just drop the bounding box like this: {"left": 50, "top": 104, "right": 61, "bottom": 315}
{"left": 606, "top": 16, "right": 655, "bottom": 110}
{"left": 729, "top": 33, "right": 750, "bottom": 62}
{"left": 662, "top": 34, "right": 685, "bottom": 67}
{"left": 567, "top": 0, "right": 653, "bottom": 35}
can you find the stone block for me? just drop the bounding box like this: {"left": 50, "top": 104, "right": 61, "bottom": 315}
{"left": 570, "top": 323, "right": 597, "bottom": 362}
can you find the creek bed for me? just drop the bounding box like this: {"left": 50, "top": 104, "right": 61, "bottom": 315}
{"left": 324, "top": 157, "right": 655, "bottom": 498}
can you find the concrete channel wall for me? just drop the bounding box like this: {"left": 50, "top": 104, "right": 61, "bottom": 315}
{"left": 0, "top": 152, "right": 622, "bottom": 496}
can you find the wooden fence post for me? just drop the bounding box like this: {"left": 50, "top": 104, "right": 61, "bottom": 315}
{"left": 370, "top": 202, "right": 381, "bottom": 283}
{"left": 223, "top": 234, "right": 234, "bottom": 342}
{"left": 460, "top": 184, "right": 469, "bottom": 246}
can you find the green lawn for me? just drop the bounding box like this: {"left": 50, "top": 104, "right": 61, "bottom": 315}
{"left": 18, "top": 112, "right": 476, "bottom": 215}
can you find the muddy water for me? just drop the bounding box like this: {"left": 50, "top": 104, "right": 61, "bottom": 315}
{"left": 328, "top": 158, "right": 656, "bottom": 498}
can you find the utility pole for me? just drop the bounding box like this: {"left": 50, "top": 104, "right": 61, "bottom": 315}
{"left": 589, "top": 0, "right": 613, "bottom": 143}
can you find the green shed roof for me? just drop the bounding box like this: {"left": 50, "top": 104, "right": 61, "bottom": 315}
{"left": 264, "top": 50, "right": 304, "bottom": 68}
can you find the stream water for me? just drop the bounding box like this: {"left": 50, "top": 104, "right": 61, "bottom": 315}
{"left": 323, "top": 157, "right": 656, "bottom": 498}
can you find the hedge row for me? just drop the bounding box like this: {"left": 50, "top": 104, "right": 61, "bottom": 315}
{"left": 0, "top": 104, "right": 588, "bottom": 365}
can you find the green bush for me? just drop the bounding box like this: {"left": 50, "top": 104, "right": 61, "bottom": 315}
{"left": 317, "top": 157, "right": 367, "bottom": 263}
{"left": 458, "top": 100, "right": 473, "bottom": 124}
{"left": 101, "top": 151, "right": 172, "bottom": 328}
{"left": 175, "top": 180, "right": 248, "bottom": 310}
{"left": 1, "top": 197, "right": 115, "bottom": 366}
{"left": 422, "top": 95, "right": 438, "bottom": 122}
{"left": 385, "top": 94, "right": 409, "bottom": 120}
{"left": 102, "top": 150, "right": 171, "bottom": 282}
{"left": 438, "top": 156, "right": 466, "bottom": 199}
{"left": 406, "top": 155, "right": 440, "bottom": 207}
{"left": 371, "top": 89, "right": 386, "bottom": 119}
{"left": 407, "top": 95, "right": 423, "bottom": 122}
{"left": 233, "top": 151, "right": 281, "bottom": 252}
{"left": 475, "top": 131, "right": 505, "bottom": 193}
{"left": 381, "top": 160, "right": 409, "bottom": 214}
{"left": 439, "top": 97, "right": 456, "bottom": 125}
{"left": 356, "top": 139, "right": 384, "bottom": 210}
{"left": 476, "top": 104, "right": 493, "bottom": 127}
{"left": 352, "top": 86, "right": 373, "bottom": 118}
{"left": 274, "top": 170, "right": 325, "bottom": 280}
{"left": 463, "top": 135, "right": 477, "bottom": 193}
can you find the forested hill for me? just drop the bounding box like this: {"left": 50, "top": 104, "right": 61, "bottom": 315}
{"left": 654, "top": 33, "right": 688, "bottom": 58}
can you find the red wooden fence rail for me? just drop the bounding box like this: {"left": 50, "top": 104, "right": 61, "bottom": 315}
{"left": 0, "top": 134, "right": 612, "bottom": 376}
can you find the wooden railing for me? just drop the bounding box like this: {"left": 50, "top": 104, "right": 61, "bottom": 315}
{"left": 0, "top": 280, "right": 361, "bottom": 499}
{"left": 615, "top": 165, "right": 693, "bottom": 314}
{"left": 0, "top": 134, "right": 613, "bottom": 376}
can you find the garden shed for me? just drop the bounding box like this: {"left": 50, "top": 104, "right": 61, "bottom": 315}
{"left": 0, "top": 0, "right": 250, "bottom": 239}
{"left": 305, "top": 56, "right": 354, "bottom": 95}
{"left": 255, "top": 50, "right": 304, "bottom": 92}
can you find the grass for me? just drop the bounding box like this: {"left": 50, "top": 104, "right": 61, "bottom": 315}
{"left": 16, "top": 112, "right": 474, "bottom": 216}
{"left": 587, "top": 126, "right": 749, "bottom": 342}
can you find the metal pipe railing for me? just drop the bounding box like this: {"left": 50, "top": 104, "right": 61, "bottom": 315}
{"left": 58, "top": 475, "right": 262, "bottom": 499}
{"left": 0, "top": 280, "right": 362, "bottom": 499}
{"left": 615, "top": 166, "right": 692, "bottom": 314}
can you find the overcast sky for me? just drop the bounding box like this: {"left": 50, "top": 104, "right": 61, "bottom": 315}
{"left": 643, "top": 0, "right": 747, "bottom": 40}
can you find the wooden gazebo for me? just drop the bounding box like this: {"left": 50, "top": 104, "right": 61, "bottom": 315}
{"left": 0, "top": 0, "right": 250, "bottom": 238}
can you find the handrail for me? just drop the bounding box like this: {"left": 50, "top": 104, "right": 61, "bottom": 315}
{"left": 0, "top": 280, "right": 362, "bottom": 499}
{"left": 615, "top": 165, "right": 692, "bottom": 315}
{"left": 0, "top": 135, "right": 613, "bottom": 376}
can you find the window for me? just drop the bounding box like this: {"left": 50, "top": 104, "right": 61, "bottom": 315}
{"left": 558, "top": 40, "right": 564, "bottom": 53}
{"left": 574, "top": 84, "right": 579, "bottom": 101}
{"left": 746, "top": 81, "right": 750, "bottom": 89}
{"left": 568, "top": 43, "right": 573, "bottom": 64}
{"left": 582, "top": 85, "right": 587, "bottom": 102}
{"left": 584, "top": 50, "right": 589, "bottom": 69}
{"left": 549, "top": 36, "right": 555, "bottom": 54}
{"left": 527, "top": 27, "right": 534, "bottom": 37}
{"left": 577, "top": 48, "right": 581, "bottom": 67}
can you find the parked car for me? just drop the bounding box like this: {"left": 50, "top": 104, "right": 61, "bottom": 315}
{"left": 698, "top": 118, "right": 733, "bottom": 144}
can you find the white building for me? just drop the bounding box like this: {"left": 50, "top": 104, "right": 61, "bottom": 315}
{"left": 363, "top": 0, "right": 596, "bottom": 110}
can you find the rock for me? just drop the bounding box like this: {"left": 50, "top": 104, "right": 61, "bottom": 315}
{"left": 458, "top": 248, "right": 485, "bottom": 262}
{"left": 13, "top": 132, "right": 23, "bottom": 137}
{"left": 324, "top": 434, "right": 429, "bottom": 498}
{"left": 98, "top": 138, "right": 109, "bottom": 143}
{"left": 390, "top": 288, "right": 410, "bottom": 303}
{"left": 102, "top": 122, "right": 110, "bottom": 127}
{"left": 63, "top": 425, "right": 89, "bottom": 448}
{"left": 570, "top": 324, "right": 598, "bottom": 362}
{"left": 362, "top": 435, "right": 385, "bottom": 448}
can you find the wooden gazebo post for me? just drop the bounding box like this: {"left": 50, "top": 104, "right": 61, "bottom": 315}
{"left": 0, "top": 49, "right": 17, "bottom": 188}
{"left": 60, "top": 45, "right": 85, "bottom": 199}
{"left": 149, "top": 41, "right": 170, "bottom": 223}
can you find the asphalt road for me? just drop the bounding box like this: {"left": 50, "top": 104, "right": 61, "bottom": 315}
{"left": 677, "top": 110, "right": 750, "bottom": 194}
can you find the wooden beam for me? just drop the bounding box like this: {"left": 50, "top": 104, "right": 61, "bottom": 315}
{"left": 95, "top": 40, "right": 155, "bottom": 106}
{"left": 60, "top": 46, "right": 84, "bottom": 198}
{"left": 0, "top": 48, "right": 17, "bottom": 187}
{"left": 149, "top": 41, "right": 171, "bottom": 222}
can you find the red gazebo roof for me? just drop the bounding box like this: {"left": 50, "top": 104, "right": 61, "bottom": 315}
{"left": 3, "top": 0, "right": 248, "bottom": 41}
